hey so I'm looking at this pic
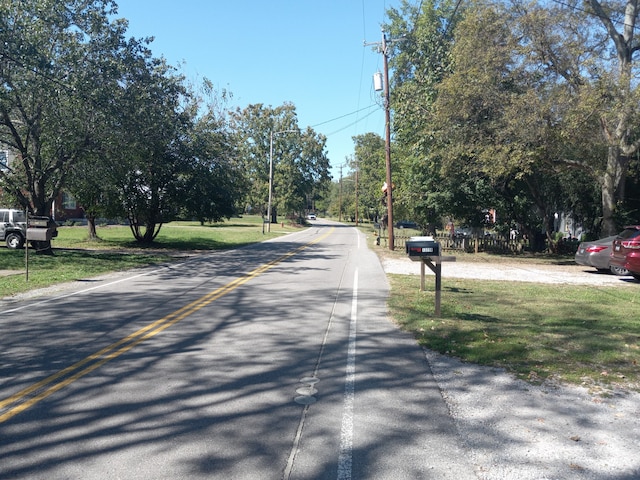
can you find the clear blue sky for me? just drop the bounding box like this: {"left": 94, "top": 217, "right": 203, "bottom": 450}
{"left": 114, "top": 0, "right": 402, "bottom": 180}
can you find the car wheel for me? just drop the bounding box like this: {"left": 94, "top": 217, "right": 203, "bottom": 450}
{"left": 632, "top": 273, "right": 640, "bottom": 282}
{"left": 610, "top": 265, "right": 629, "bottom": 276}
{"left": 6, "top": 232, "right": 24, "bottom": 249}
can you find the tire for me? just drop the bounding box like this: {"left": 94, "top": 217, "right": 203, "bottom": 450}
{"left": 5, "top": 232, "right": 24, "bottom": 249}
{"left": 632, "top": 273, "right": 640, "bottom": 282}
{"left": 610, "top": 265, "right": 629, "bottom": 276}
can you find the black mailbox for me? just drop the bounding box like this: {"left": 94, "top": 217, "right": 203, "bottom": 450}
{"left": 406, "top": 236, "right": 440, "bottom": 258}
{"left": 27, "top": 216, "right": 58, "bottom": 242}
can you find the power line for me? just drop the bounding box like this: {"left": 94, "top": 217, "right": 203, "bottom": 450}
{"left": 310, "top": 104, "right": 378, "bottom": 129}
{"left": 324, "top": 108, "right": 380, "bottom": 137}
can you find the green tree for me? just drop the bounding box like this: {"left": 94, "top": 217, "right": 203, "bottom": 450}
{"left": 113, "top": 58, "right": 194, "bottom": 243}
{"left": 384, "top": 0, "right": 476, "bottom": 232}
{"left": 386, "top": 0, "right": 640, "bottom": 240}
{"left": 510, "top": 0, "right": 640, "bottom": 235}
{"left": 397, "top": 1, "right": 607, "bottom": 246}
{"left": 231, "top": 103, "right": 329, "bottom": 222}
{"left": 351, "top": 133, "right": 386, "bottom": 222}
{"left": 0, "top": 0, "right": 125, "bottom": 217}
{"left": 180, "top": 98, "right": 245, "bottom": 224}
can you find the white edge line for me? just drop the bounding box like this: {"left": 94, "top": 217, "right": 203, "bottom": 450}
{"left": 337, "top": 268, "right": 358, "bottom": 480}
{"left": 0, "top": 265, "right": 171, "bottom": 315}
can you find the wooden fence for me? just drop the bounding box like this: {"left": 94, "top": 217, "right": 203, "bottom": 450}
{"left": 381, "top": 231, "right": 527, "bottom": 254}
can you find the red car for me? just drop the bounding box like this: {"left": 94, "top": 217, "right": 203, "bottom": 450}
{"left": 610, "top": 225, "right": 640, "bottom": 281}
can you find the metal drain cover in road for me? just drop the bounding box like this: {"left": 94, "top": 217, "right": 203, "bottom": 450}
{"left": 294, "top": 395, "right": 317, "bottom": 405}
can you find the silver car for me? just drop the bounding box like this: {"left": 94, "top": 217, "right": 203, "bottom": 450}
{"left": 575, "top": 235, "right": 629, "bottom": 275}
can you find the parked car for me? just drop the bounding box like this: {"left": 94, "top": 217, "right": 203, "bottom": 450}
{"left": 575, "top": 235, "right": 629, "bottom": 275}
{"left": 395, "top": 220, "right": 418, "bottom": 229}
{"left": 0, "top": 208, "right": 58, "bottom": 250}
{"left": 610, "top": 226, "right": 640, "bottom": 281}
{"left": 0, "top": 208, "right": 27, "bottom": 249}
{"left": 455, "top": 226, "right": 474, "bottom": 237}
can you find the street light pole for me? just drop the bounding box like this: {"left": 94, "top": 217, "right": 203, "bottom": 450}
{"left": 268, "top": 132, "right": 275, "bottom": 232}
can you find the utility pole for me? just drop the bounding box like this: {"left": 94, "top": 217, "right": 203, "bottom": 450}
{"left": 355, "top": 162, "right": 359, "bottom": 226}
{"left": 367, "top": 29, "right": 395, "bottom": 250}
{"left": 382, "top": 30, "right": 394, "bottom": 250}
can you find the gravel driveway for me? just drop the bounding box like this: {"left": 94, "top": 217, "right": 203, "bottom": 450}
{"left": 382, "top": 256, "right": 638, "bottom": 286}
{"left": 381, "top": 256, "right": 640, "bottom": 479}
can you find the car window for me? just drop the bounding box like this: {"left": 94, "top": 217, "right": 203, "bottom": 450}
{"left": 14, "top": 211, "right": 26, "bottom": 222}
{"left": 0, "top": 211, "right": 6, "bottom": 222}
{"left": 618, "top": 228, "right": 640, "bottom": 240}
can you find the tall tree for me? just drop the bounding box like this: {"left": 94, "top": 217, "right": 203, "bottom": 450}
{"left": 0, "top": 0, "right": 126, "bottom": 217}
{"left": 384, "top": 0, "right": 473, "bottom": 231}
{"left": 579, "top": 0, "right": 640, "bottom": 234}
{"left": 231, "top": 103, "right": 329, "bottom": 221}
{"left": 387, "top": 0, "right": 640, "bottom": 237}
{"left": 180, "top": 97, "right": 245, "bottom": 224}
{"left": 113, "top": 57, "right": 194, "bottom": 244}
{"left": 507, "top": 0, "right": 640, "bottom": 235}
{"left": 432, "top": 2, "right": 606, "bottom": 243}
{"left": 352, "top": 133, "right": 386, "bottom": 222}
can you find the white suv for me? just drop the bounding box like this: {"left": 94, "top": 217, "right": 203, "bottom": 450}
{"left": 0, "top": 208, "right": 27, "bottom": 249}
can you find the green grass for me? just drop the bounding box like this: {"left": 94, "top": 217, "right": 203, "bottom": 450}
{"left": 388, "top": 274, "right": 640, "bottom": 392}
{"left": 0, "top": 216, "right": 302, "bottom": 297}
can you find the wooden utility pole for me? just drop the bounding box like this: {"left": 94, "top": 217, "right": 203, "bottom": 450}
{"left": 382, "top": 30, "right": 394, "bottom": 250}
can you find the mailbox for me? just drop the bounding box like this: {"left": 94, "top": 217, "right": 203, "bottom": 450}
{"left": 27, "top": 216, "right": 58, "bottom": 242}
{"left": 28, "top": 217, "right": 50, "bottom": 228}
{"left": 27, "top": 227, "right": 53, "bottom": 241}
{"left": 406, "top": 236, "right": 440, "bottom": 259}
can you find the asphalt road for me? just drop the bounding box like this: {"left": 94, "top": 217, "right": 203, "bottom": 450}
{"left": 0, "top": 221, "right": 476, "bottom": 480}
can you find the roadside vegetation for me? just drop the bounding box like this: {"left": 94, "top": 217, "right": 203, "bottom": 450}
{"left": 387, "top": 274, "right": 639, "bottom": 393}
{"left": 372, "top": 240, "right": 640, "bottom": 392}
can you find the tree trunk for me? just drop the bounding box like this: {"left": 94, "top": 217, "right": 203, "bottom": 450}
{"left": 87, "top": 215, "right": 98, "bottom": 241}
{"left": 601, "top": 145, "right": 628, "bottom": 236}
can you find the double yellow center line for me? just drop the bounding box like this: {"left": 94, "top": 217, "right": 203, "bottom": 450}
{"left": 0, "top": 229, "right": 333, "bottom": 424}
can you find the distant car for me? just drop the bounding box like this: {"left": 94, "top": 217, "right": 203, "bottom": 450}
{"left": 395, "top": 220, "right": 418, "bottom": 229}
{"left": 575, "top": 235, "right": 629, "bottom": 275}
{"left": 610, "top": 225, "right": 640, "bottom": 281}
{"left": 454, "top": 226, "right": 474, "bottom": 237}
{"left": 307, "top": 213, "right": 316, "bottom": 220}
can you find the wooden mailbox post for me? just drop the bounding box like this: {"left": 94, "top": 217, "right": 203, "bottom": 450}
{"left": 405, "top": 236, "right": 456, "bottom": 317}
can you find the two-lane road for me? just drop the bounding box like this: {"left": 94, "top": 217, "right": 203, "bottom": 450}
{"left": 0, "top": 221, "right": 476, "bottom": 479}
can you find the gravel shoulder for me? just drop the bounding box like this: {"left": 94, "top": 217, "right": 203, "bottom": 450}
{"left": 382, "top": 256, "right": 638, "bottom": 286}
{"left": 381, "top": 255, "right": 640, "bottom": 479}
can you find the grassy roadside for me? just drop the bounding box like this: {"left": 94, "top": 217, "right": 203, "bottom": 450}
{"left": 366, "top": 235, "right": 640, "bottom": 393}
{"left": 0, "top": 216, "right": 300, "bottom": 298}
{"left": 387, "top": 274, "right": 639, "bottom": 392}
